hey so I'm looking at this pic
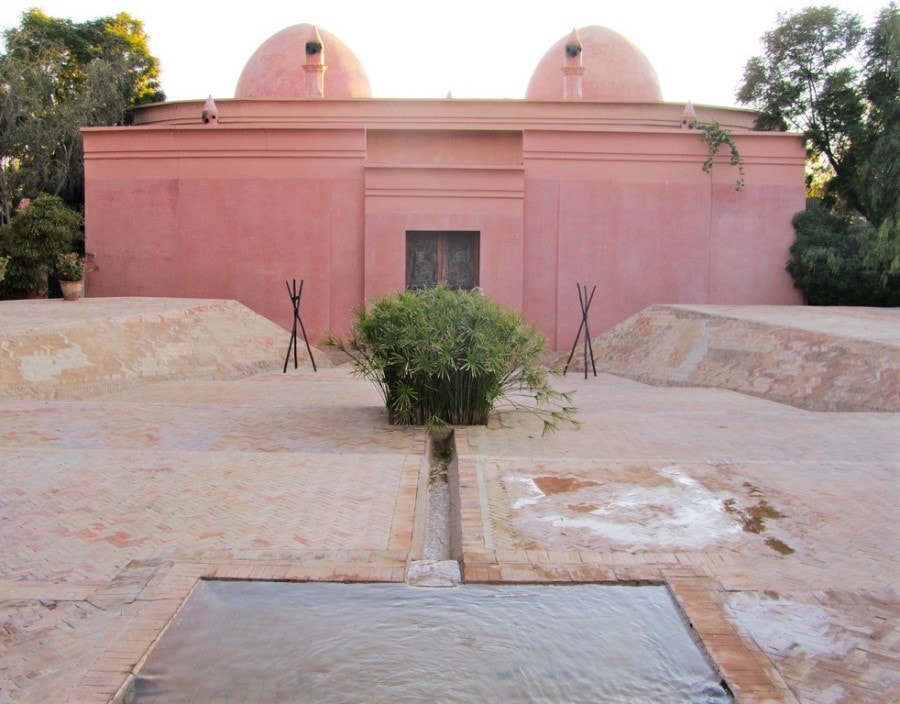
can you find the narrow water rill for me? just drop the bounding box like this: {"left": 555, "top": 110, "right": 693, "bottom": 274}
{"left": 405, "top": 428, "right": 462, "bottom": 587}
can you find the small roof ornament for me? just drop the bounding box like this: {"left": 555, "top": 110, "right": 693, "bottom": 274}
{"left": 564, "top": 28, "right": 582, "bottom": 59}
{"left": 303, "top": 26, "right": 327, "bottom": 98}
{"left": 305, "top": 25, "right": 324, "bottom": 60}
{"left": 681, "top": 100, "right": 697, "bottom": 129}
{"left": 201, "top": 95, "right": 219, "bottom": 125}
{"left": 562, "top": 27, "right": 584, "bottom": 99}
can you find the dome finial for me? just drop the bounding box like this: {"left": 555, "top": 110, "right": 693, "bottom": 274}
{"left": 565, "top": 28, "right": 582, "bottom": 58}
{"left": 303, "top": 25, "right": 327, "bottom": 98}
{"left": 562, "top": 27, "right": 584, "bottom": 99}
{"left": 305, "top": 25, "right": 324, "bottom": 60}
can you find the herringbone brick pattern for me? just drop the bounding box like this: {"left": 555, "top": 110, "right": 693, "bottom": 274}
{"left": 725, "top": 591, "right": 899, "bottom": 704}
{"left": 579, "top": 304, "right": 900, "bottom": 411}
{"left": 0, "top": 368, "right": 421, "bottom": 703}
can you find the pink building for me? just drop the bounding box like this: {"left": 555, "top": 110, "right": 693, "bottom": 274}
{"left": 82, "top": 24, "right": 805, "bottom": 350}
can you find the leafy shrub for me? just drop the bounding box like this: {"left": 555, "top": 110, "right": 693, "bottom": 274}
{"left": 786, "top": 201, "right": 900, "bottom": 306}
{"left": 0, "top": 194, "right": 83, "bottom": 298}
{"left": 327, "top": 287, "right": 577, "bottom": 433}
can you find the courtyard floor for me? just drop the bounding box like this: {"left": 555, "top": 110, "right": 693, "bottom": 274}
{"left": 0, "top": 305, "right": 897, "bottom": 703}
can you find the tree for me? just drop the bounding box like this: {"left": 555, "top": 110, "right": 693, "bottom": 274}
{"left": 0, "top": 194, "right": 83, "bottom": 298}
{"left": 0, "top": 10, "right": 164, "bottom": 222}
{"left": 738, "top": 4, "right": 900, "bottom": 301}
{"left": 859, "top": 4, "right": 900, "bottom": 273}
{"left": 737, "top": 6, "right": 867, "bottom": 211}
{"left": 786, "top": 202, "right": 899, "bottom": 305}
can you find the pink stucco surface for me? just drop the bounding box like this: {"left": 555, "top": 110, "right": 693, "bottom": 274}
{"left": 526, "top": 26, "right": 662, "bottom": 101}
{"left": 83, "top": 99, "right": 804, "bottom": 350}
{"left": 235, "top": 24, "right": 372, "bottom": 99}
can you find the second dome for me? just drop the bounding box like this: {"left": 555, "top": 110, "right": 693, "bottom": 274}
{"left": 526, "top": 26, "right": 662, "bottom": 101}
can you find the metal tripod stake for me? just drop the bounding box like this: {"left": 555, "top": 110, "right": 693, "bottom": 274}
{"left": 563, "top": 283, "right": 597, "bottom": 379}
{"left": 283, "top": 278, "right": 317, "bottom": 373}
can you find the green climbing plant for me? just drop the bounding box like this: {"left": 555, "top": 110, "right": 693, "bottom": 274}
{"left": 693, "top": 120, "right": 745, "bottom": 190}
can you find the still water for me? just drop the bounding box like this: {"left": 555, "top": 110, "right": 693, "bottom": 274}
{"left": 133, "top": 581, "right": 731, "bottom": 703}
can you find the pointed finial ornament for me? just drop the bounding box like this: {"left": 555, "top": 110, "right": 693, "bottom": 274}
{"left": 201, "top": 95, "right": 218, "bottom": 125}
{"left": 564, "top": 28, "right": 583, "bottom": 61}
{"left": 303, "top": 25, "right": 327, "bottom": 98}
{"left": 563, "top": 27, "right": 584, "bottom": 100}
{"left": 681, "top": 100, "right": 697, "bottom": 129}
{"left": 305, "top": 25, "right": 324, "bottom": 60}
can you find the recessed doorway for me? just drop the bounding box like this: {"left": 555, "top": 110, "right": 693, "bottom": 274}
{"left": 406, "top": 231, "right": 479, "bottom": 290}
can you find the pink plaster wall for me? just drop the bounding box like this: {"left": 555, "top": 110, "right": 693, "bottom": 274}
{"left": 83, "top": 100, "right": 804, "bottom": 350}
{"left": 84, "top": 126, "right": 366, "bottom": 338}
{"left": 363, "top": 146, "right": 525, "bottom": 311}
{"left": 522, "top": 128, "right": 804, "bottom": 347}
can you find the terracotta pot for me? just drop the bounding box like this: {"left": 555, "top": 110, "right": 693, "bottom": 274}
{"left": 59, "top": 279, "right": 84, "bottom": 301}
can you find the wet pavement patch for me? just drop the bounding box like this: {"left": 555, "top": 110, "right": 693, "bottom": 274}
{"left": 132, "top": 580, "right": 732, "bottom": 703}
{"left": 723, "top": 482, "right": 794, "bottom": 555}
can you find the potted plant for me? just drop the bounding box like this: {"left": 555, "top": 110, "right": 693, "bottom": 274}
{"left": 55, "top": 252, "right": 85, "bottom": 300}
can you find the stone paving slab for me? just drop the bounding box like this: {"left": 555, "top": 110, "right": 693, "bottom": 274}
{"left": 0, "top": 298, "right": 298, "bottom": 401}
{"left": 669, "top": 305, "right": 900, "bottom": 344}
{"left": 583, "top": 304, "right": 900, "bottom": 411}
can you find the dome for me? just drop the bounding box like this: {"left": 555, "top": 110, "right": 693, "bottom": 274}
{"left": 525, "top": 26, "right": 661, "bottom": 101}
{"left": 235, "top": 24, "right": 371, "bottom": 99}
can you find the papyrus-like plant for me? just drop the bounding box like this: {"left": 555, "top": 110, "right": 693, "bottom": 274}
{"left": 327, "top": 287, "right": 577, "bottom": 434}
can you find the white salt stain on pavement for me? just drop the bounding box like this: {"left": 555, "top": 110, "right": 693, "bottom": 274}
{"left": 506, "top": 464, "right": 742, "bottom": 551}
{"left": 508, "top": 476, "right": 545, "bottom": 510}
{"left": 725, "top": 593, "right": 856, "bottom": 659}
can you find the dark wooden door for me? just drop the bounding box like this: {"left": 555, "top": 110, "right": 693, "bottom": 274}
{"left": 406, "top": 231, "right": 479, "bottom": 289}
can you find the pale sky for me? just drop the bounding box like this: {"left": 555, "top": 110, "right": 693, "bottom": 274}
{"left": 0, "top": 0, "right": 890, "bottom": 107}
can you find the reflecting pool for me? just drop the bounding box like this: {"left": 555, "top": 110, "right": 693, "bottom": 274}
{"left": 133, "top": 581, "right": 731, "bottom": 703}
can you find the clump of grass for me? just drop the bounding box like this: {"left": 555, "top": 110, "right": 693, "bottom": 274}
{"left": 326, "top": 286, "right": 577, "bottom": 433}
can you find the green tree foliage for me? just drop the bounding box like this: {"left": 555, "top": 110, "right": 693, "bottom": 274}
{"left": 737, "top": 6, "right": 867, "bottom": 211}
{"left": 327, "top": 287, "right": 578, "bottom": 434}
{"left": 0, "top": 9, "right": 164, "bottom": 221}
{"left": 787, "top": 202, "right": 899, "bottom": 305}
{"left": 738, "top": 4, "right": 900, "bottom": 302}
{"left": 859, "top": 4, "right": 900, "bottom": 274}
{"left": 0, "top": 194, "right": 83, "bottom": 297}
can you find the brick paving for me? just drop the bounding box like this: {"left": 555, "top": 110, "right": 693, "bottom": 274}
{"left": 457, "top": 372, "right": 899, "bottom": 703}
{"left": 0, "top": 368, "right": 422, "bottom": 703}
{"left": 0, "top": 301, "right": 897, "bottom": 703}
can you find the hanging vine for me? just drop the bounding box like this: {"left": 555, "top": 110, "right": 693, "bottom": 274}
{"left": 692, "top": 120, "right": 745, "bottom": 191}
